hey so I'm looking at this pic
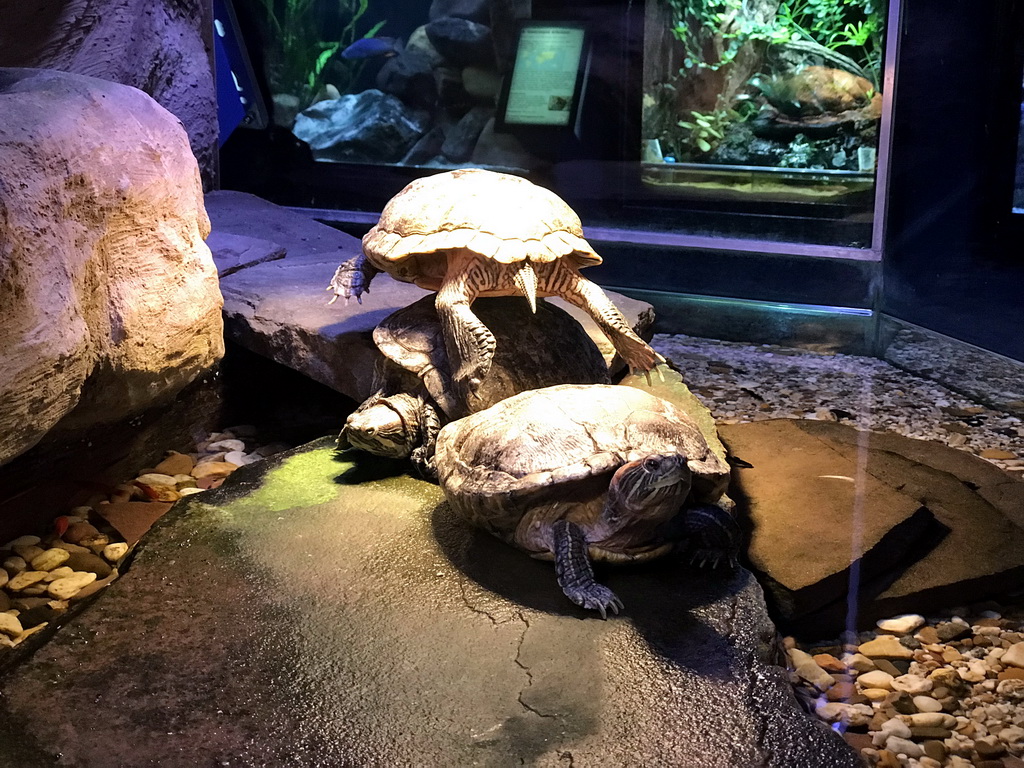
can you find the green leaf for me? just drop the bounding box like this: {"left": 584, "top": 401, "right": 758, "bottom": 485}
{"left": 696, "top": 138, "right": 712, "bottom": 152}
{"left": 364, "top": 19, "right": 387, "bottom": 38}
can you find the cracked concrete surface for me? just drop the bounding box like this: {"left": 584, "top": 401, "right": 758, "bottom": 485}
{"left": 0, "top": 438, "right": 860, "bottom": 767}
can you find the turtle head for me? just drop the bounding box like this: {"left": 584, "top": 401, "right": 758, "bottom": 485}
{"left": 598, "top": 453, "right": 692, "bottom": 539}
{"left": 339, "top": 394, "right": 421, "bottom": 459}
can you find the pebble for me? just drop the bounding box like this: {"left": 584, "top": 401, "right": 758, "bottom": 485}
{"left": 103, "top": 543, "right": 129, "bottom": 562}
{"left": 206, "top": 439, "right": 246, "bottom": 453}
{"left": 63, "top": 522, "right": 99, "bottom": 545}
{"left": 29, "top": 548, "right": 70, "bottom": 572}
{"left": 134, "top": 473, "right": 179, "bottom": 489}
{"left": 0, "top": 612, "right": 24, "bottom": 638}
{"left": 912, "top": 695, "right": 944, "bottom": 713}
{"left": 860, "top": 634, "right": 915, "bottom": 660}
{"left": 878, "top": 614, "right": 927, "bottom": 635}
{"left": 6, "top": 570, "right": 47, "bottom": 591}
{"left": 191, "top": 461, "right": 239, "bottom": 480}
{"left": 885, "top": 735, "right": 923, "bottom": 757}
{"left": 1003, "top": 642, "right": 1024, "bottom": 669}
{"left": 790, "top": 648, "right": 836, "bottom": 690}
{"left": 47, "top": 572, "right": 97, "bottom": 600}
{"left": 4, "top": 555, "right": 28, "bottom": 575}
{"left": 859, "top": 670, "right": 896, "bottom": 690}
{"left": 2, "top": 535, "right": 40, "bottom": 549}
{"left": 152, "top": 451, "right": 195, "bottom": 476}
{"left": 892, "top": 673, "right": 933, "bottom": 695}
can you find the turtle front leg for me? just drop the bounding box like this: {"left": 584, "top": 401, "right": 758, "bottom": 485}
{"left": 327, "top": 252, "right": 380, "bottom": 305}
{"left": 436, "top": 251, "right": 497, "bottom": 403}
{"left": 551, "top": 264, "right": 664, "bottom": 378}
{"left": 676, "top": 504, "right": 742, "bottom": 570}
{"left": 409, "top": 401, "right": 442, "bottom": 482}
{"left": 552, "top": 519, "right": 623, "bottom": 619}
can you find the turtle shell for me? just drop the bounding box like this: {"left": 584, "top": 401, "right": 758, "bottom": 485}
{"left": 373, "top": 295, "right": 611, "bottom": 419}
{"left": 435, "top": 384, "right": 731, "bottom": 547}
{"left": 362, "top": 169, "right": 602, "bottom": 288}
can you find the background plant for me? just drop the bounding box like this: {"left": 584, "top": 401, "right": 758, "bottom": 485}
{"left": 254, "top": 0, "right": 385, "bottom": 103}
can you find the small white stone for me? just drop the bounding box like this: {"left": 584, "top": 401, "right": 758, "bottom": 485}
{"left": 207, "top": 439, "right": 245, "bottom": 453}
{"left": 44, "top": 566, "right": 75, "bottom": 582}
{"left": 1002, "top": 642, "right": 1024, "bottom": 669}
{"left": 857, "top": 669, "right": 896, "bottom": 690}
{"left": 0, "top": 612, "right": 23, "bottom": 638}
{"left": 958, "top": 659, "right": 989, "bottom": 682}
{"left": 103, "top": 543, "right": 129, "bottom": 562}
{"left": 789, "top": 648, "right": 835, "bottom": 690}
{"left": 885, "top": 735, "right": 923, "bottom": 758}
{"left": 135, "top": 473, "right": 178, "bottom": 488}
{"left": 912, "top": 695, "right": 943, "bottom": 713}
{"left": 29, "top": 548, "right": 70, "bottom": 572}
{"left": 892, "top": 673, "right": 933, "bottom": 695}
{"left": 179, "top": 487, "right": 205, "bottom": 496}
{"left": 6, "top": 570, "right": 47, "bottom": 591}
{"left": 223, "top": 451, "right": 246, "bottom": 467}
{"left": 47, "top": 572, "right": 97, "bottom": 600}
{"left": 846, "top": 653, "right": 876, "bottom": 673}
{"left": 877, "top": 614, "right": 926, "bottom": 635}
{"left": 901, "top": 712, "right": 956, "bottom": 729}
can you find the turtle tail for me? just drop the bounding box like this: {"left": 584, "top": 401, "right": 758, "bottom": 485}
{"left": 513, "top": 261, "right": 538, "bottom": 313}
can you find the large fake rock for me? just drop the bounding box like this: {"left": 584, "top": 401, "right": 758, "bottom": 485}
{"left": 0, "top": 69, "right": 224, "bottom": 467}
{"left": 206, "top": 191, "right": 655, "bottom": 405}
{"left": 0, "top": 440, "right": 862, "bottom": 767}
{"left": 0, "top": 0, "right": 217, "bottom": 184}
{"left": 292, "top": 90, "right": 431, "bottom": 163}
{"left": 720, "top": 419, "right": 1024, "bottom": 636}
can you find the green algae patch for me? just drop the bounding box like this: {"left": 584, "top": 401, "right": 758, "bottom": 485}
{"left": 225, "top": 446, "right": 352, "bottom": 516}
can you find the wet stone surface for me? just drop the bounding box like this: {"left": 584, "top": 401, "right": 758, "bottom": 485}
{"left": 0, "top": 438, "right": 858, "bottom": 768}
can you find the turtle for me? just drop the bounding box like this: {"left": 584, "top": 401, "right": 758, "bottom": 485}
{"left": 434, "top": 383, "right": 740, "bottom": 618}
{"left": 338, "top": 294, "right": 611, "bottom": 478}
{"left": 327, "top": 168, "right": 663, "bottom": 401}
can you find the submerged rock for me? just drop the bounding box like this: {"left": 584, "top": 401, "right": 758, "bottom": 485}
{"left": 293, "top": 90, "right": 430, "bottom": 163}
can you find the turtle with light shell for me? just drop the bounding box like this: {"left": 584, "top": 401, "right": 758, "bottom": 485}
{"left": 328, "top": 168, "right": 663, "bottom": 401}
{"left": 338, "top": 294, "right": 611, "bottom": 478}
{"left": 434, "top": 383, "right": 740, "bottom": 618}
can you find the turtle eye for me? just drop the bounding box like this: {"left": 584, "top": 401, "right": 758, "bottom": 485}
{"left": 642, "top": 457, "right": 659, "bottom": 472}
{"left": 366, "top": 427, "right": 376, "bottom": 436}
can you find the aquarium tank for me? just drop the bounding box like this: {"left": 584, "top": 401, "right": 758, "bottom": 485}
{"left": 221, "top": 0, "right": 893, "bottom": 250}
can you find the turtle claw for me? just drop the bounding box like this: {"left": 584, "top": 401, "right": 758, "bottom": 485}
{"left": 567, "top": 584, "right": 623, "bottom": 620}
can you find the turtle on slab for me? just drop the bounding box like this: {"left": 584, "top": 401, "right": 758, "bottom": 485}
{"left": 328, "top": 169, "right": 662, "bottom": 400}
{"left": 338, "top": 295, "right": 611, "bottom": 479}
{"left": 434, "top": 383, "right": 740, "bottom": 618}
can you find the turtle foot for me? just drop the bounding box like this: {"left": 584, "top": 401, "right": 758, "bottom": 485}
{"left": 562, "top": 582, "right": 624, "bottom": 620}
{"left": 327, "top": 256, "right": 376, "bottom": 305}
{"left": 678, "top": 504, "right": 742, "bottom": 571}
{"left": 552, "top": 519, "right": 623, "bottom": 619}
{"left": 618, "top": 335, "right": 665, "bottom": 377}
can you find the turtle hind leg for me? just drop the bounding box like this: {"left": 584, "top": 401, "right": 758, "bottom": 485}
{"left": 547, "top": 263, "right": 664, "bottom": 376}
{"left": 409, "top": 401, "right": 441, "bottom": 482}
{"left": 678, "top": 504, "right": 742, "bottom": 570}
{"left": 552, "top": 519, "right": 623, "bottom": 619}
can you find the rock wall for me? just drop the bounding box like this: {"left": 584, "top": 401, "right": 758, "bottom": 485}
{"left": 0, "top": 0, "right": 217, "bottom": 186}
{"left": 0, "top": 69, "right": 224, "bottom": 467}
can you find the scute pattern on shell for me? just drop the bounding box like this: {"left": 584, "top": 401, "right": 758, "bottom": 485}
{"left": 436, "top": 384, "right": 730, "bottom": 509}
{"left": 361, "top": 169, "right": 602, "bottom": 268}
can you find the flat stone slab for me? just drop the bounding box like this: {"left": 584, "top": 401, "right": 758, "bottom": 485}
{"left": 205, "top": 190, "right": 656, "bottom": 403}
{"left": 206, "top": 230, "right": 286, "bottom": 277}
{"left": 720, "top": 419, "right": 1024, "bottom": 635}
{"left": 0, "top": 438, "right": 859, "bottom": 768}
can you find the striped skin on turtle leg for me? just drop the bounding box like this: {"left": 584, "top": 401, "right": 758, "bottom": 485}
{"left": 548, "top": 262, "right": 665, "bottom": 379}
{"left": 436, "top": 250, "right": 498, "bottom": 402}
{"left": 552, "top": 519, "right": 623, "bottom": 619}
{"left": 409, "top": 401, "right": 441, "bottom": 481}
{"left": 327, "top": 252, "right": 381, "bottom": 305}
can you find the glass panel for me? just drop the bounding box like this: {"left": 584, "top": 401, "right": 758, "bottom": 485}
{"left": 1015, "top": 71, "right": 1024, "bottom": 213}
{"left": 636, "top": 0, "right": 887, "bottom": 242}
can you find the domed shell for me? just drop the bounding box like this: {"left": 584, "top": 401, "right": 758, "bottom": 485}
{"left": 435, "top": 384, "right": 730, "bottom": 513}
{"left": 361, "top": 169, "right": 602, "bottom": 279}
